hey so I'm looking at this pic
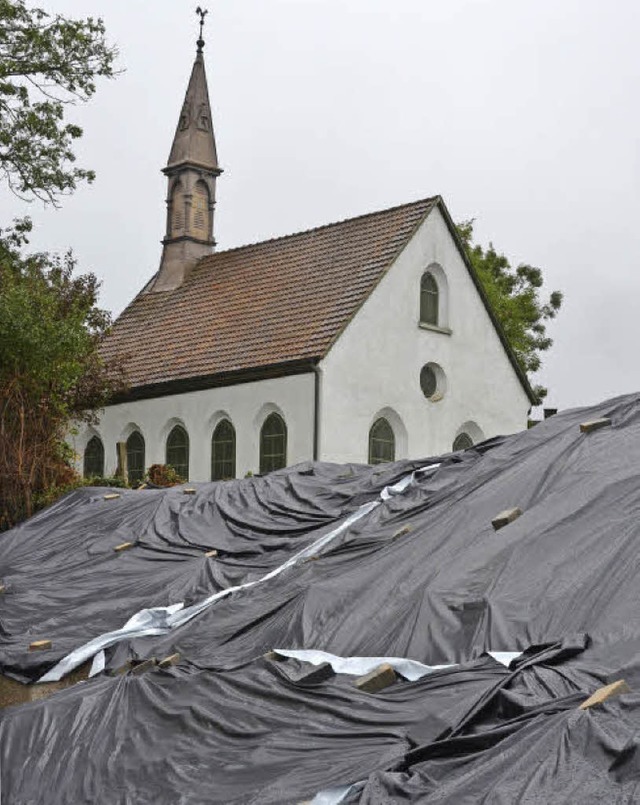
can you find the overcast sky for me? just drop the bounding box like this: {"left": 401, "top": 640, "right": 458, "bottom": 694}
{"left": 2, "top": 0, "right": 639, "bottom": 413}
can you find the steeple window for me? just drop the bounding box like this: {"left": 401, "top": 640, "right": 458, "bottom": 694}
{"left": 170, "top": 182, "right": 185, "bottom": 237}
{"left": 191, "top": 181, "right": 209, "bottom": 239}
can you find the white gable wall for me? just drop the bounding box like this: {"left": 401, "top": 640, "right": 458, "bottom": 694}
{"left": 318, "top": 206, "right": 531, "bottom": 463}
{"left": 72, "top": 373, "right": 315, "bottom": 480}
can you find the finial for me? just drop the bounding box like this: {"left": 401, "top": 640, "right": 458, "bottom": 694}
{"left": 196, "top": 6, "right": 208, "bottom": 51}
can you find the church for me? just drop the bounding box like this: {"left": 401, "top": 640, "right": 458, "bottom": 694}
{"left": 73, "top": 26, "right": 536, "bottom": 483}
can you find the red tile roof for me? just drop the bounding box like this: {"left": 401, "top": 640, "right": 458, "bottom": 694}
{"left": 102, "top": 197, "right": 438, "bottom": 389}
{"left": 102, "top": 196, "right": 536, "bottom": 404}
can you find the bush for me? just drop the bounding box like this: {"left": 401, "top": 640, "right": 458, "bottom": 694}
{"left": 146, "top": 464, "right": 184, "bottom": 487}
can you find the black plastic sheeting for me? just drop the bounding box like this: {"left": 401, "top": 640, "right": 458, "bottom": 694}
{"left": 3, "top": 393, "right": 640, "bottom": 803}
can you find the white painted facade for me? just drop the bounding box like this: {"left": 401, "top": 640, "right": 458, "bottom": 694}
{"left": 318, "top": 206, "right": 530, "bottom": 463}
{"left": 72, "top": 374, "right": 315, "bottom": 480}
{"left": 73, "top": 205, "right": 531, "bottom": 480}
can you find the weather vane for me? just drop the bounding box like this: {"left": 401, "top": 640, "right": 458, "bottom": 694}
{"left": 196, "top": 6, "right": 208, "bottom": 51}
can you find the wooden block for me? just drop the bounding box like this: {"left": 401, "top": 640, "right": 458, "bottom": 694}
{"left": 355, "top": 663, "right": 396, "bottom": 693}
{"left": 291, "top": 662, "right": 335, "bottom": 685}
{"left": 103, "top": 493, "right": 121, "bottom": 500}
{"left": 158, "top": 653, "right": 180, "bottom": 669}
{"left": 205, "top": 549, "right": 218, "bottom": 558}
{"left": 130, "top": 658, "right": 157, "bottom": 676}
{"left": 580, "top": 679, "right": 630, "bottom": 710}
{"left": 580, "top": 418, "right": 611, "bottom": 434}
{"left": 29, "top": 640, "right": 52, "bottom": 652}
{"left": 114, "top": 541, "right": 134, "bottom": 553}
{"left": 183, "top": 488, "right": 197, "bottom": 495}
{"left": 392, "top": 525, "right": 412, "bottom": 539}
{"left": 492, "top": 507, "right": 522, "bottom": 531}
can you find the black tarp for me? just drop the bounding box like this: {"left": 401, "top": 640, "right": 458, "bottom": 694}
{"left": 3, "top": 393, "right": 640, "bottom": 802}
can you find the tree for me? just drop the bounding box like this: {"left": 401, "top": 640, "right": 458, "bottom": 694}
{"left": 0, "top": 0, "right": 117, "bottom": 204}
{"left": 457, "top": 220, "right": 562, "bottom": 402}
{"left": 0, "top": 219, "right": 124, "bottom": 529}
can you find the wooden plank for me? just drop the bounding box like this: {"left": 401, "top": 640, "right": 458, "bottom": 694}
{"left": 183, "top": 488, "right": 197, "bottom": 495}
{"left": 29, "top": 640, "right": 52, "bottom": 651}
{"left": 114, "top": 541, "right": 134, "bottom": 553}
{"left": 130, "top": 658, "right": 157, "bottom": 676}
{"left": 580, "top": 679, "right": 630, "bottom": 709}
{"left": 103, "top": 493, "right": 121, "bottom": 500}
{"left": 492, "top": 507, "right": 522, "bottom": 531}
{"left": 158, "top": 653, "right": 181, "bottom": 669}
{"left": 579, "top": 418, "right": 611, "bottom": 434}
{"left": 205, "top": 549, "right": 218, "bottom": 558}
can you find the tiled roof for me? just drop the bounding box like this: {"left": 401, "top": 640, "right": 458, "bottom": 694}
{"left": 101, "top": 197, "right": 438, "bottom": 390}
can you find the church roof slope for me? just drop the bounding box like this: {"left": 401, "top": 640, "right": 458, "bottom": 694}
{"left": 102, "top": 196, "right": 535, "bottom": 403}
{"left": 102, "top": 197, "right": 437, "bottom": 393}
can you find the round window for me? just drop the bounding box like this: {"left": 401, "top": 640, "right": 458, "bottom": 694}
{"left": 420, "top": 362, "right": 447, "bottom": 401}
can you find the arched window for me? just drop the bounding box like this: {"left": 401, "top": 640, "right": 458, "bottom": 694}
{"left": 420, "top": 271, "right": 439, "bottom": 325}
{"left": 83, "top": 435, "right": 104, "bottom": 478}
{"left": 368, "top": 418, "right": 395, "bottom": 464}
{"left": 166, "top": 425, "right": 189, "bottom": 480}
{"left": 211, "top": 419, "right": 236, "bottom": 481}
{"left": 453, "top": 432, "right": 474, "bottom": 452}
{"left": 126, "top": 431, "right": 146, "bottom": 484}
{"left": 260, "top": 413, "right": 287, "bottom": 474}
{"left": 191, "top": 181, "right": 209, "bottom": 240}
{"left": 170, "top": 182, "right": 184, "bottom": 237}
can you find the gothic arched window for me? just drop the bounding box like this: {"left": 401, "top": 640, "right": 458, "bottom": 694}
{"left": 191, "top": 181, "right": 209, "bottom": 240}
{"left": 453, "top": 432, "right": 474, "bottom": 452}
{"left": 420, "top": 271, "right": 439, "bottom": 326}
{"left": 166, "top": 425, "right": 189, "bottom": 480}
{"left": 83, "top": 435, "right": 105, "bottom": 479}
{"left": 260, "top": 413, "right": 287, "bottom": 474}
{"left": 126, "top": 431, "right": 146, "bottom": 484}
{"left": 170, "top": 181, "right": 184, "bottom": 237}
{"left": 368, "top": 418, "right": 395, "bottom": 465}
{"left": 211, "top": 419, "right": 236, "bottom": 481}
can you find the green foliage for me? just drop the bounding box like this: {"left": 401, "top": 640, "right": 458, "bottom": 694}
{"left": 146, "top": 464, "right": 185, "bottom": 488}
{"left": 457, "top": 220, "right": 563, "bottom": 402}
{"left": 0, "top": 219, "right": 124, "bottom": 529}
{"left": 0, "top": 0, "right": 117, "bottom": 204}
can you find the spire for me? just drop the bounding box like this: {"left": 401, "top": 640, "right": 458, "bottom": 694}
{"left": 166, "top": 9, "right": 218, "bottom": 171}
{"left": 151, "top": 8, "right": 222, "bottom": 293}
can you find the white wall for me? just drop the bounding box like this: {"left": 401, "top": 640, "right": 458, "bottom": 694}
{"left": 318, "top": 206, "right": 531, "bottom": 463}
{"left": 71, "top": 373, "right": 315, "bottom": 480}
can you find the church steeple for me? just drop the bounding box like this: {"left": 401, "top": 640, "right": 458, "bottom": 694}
{"left": 152, "top": 8, "right": 222, "bottom": 292}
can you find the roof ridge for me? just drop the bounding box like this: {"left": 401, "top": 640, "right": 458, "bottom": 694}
{"left": 202, "top": 195, "right": 439, "bottom": 261}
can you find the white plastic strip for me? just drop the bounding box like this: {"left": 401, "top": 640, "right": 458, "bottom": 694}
{"left": 40, "top": 465, "right": 440, "bottom": 683}
{"left": 488, "top": 650, "right": 522, "bottom": 667}
{"left": 273, "top": 648, "right": 455, "bottom": 681}
{"left": 311, "top": 782, "right": 365, "bottom": 805}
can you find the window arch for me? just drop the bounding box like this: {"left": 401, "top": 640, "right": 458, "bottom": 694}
{"left": 166, "top": 425, "right": 189, "bottom": 480}
{"left": 191, "top": 181, "right": 209, "bottom": 240}
{"left": 126, "top": 431, "right": 145, "bottom": 484}
{"left": 211, "top": 419, "right": 236, "bottom": 480}
{"left": 453, "top": 432, "right": 474, "bottom": 452}
{"left": 260, "top": 413, "right": 287, "bottom": 474}
{"left": 83, "top": 435, "right": 104, "bottom": 478}
{"left": 170, "top": 181, "right": 184, "bottom": 237}
{"left": 420, "top": 271, "right": 439, "bottom": 326}
{"left": 368, "top": 418, "right": 395, "bottom": 464}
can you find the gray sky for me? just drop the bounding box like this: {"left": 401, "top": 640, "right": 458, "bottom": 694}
{"left": 3, "top": 0, "right": 640, "bottom": 413}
